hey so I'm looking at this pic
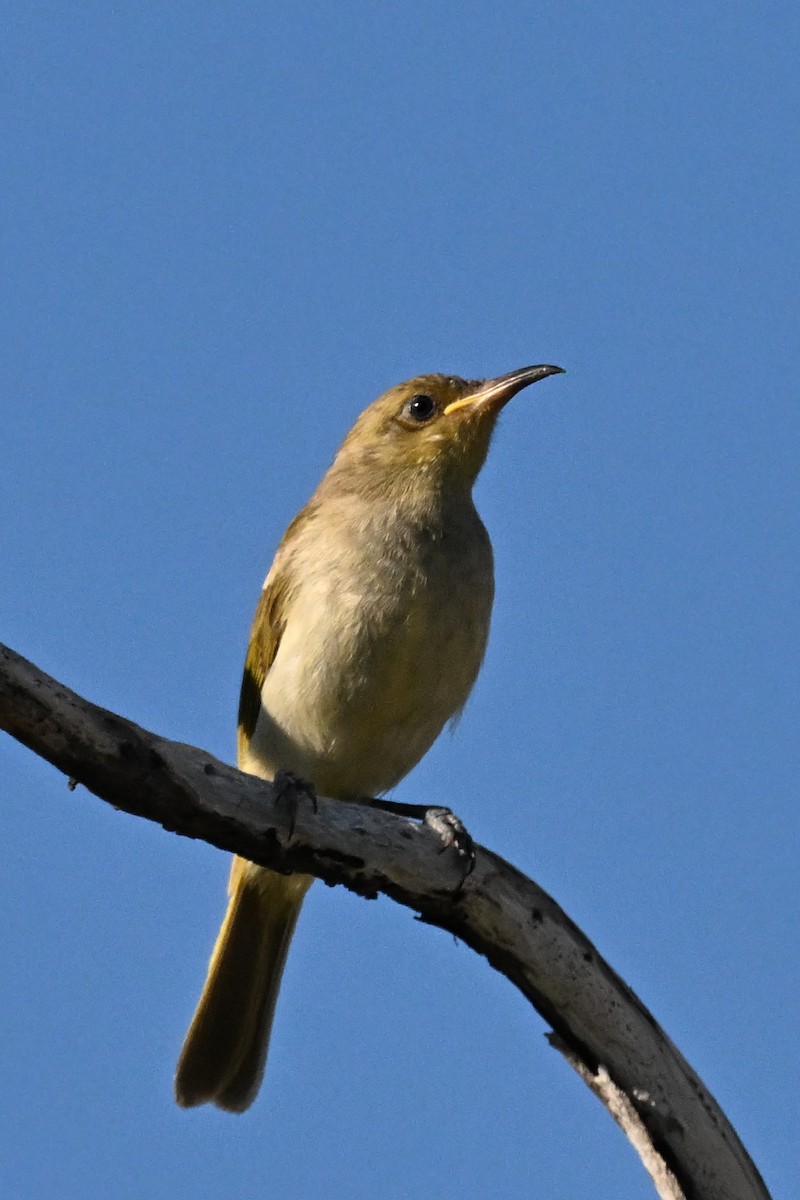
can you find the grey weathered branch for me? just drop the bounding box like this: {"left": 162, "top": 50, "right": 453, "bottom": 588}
{"left": 0, "top": 642, "right": 770, "bottom": 1200}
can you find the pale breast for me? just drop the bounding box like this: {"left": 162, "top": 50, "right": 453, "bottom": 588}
{"left": 244, "top": 496, "right": 494, "bottom": 798}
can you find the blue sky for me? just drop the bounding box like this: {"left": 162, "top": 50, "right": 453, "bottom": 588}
{"left": 2, "top": 4, "right": 797, "bottom": 1197}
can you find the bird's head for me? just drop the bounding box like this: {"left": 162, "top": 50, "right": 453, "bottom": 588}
{"left": 326, "top": 364, "right": 564, "bottom": 502}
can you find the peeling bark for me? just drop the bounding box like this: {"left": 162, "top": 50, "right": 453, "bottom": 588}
{"left": 0, "top": 643, "right": 771, "bottom": 1200}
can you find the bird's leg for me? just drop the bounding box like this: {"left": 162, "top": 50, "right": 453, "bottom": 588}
{"left": 272, "top": 769, "right": 318, "bottom": 840}
{"left": 352, "top": 796, "right": 476, "bottom": 882}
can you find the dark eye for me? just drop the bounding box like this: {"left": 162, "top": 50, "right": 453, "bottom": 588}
{"left": 405, "top": 394, "right": 436, "bottom": 422}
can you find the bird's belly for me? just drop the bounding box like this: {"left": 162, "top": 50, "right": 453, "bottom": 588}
{"left": 246, "top": 567, "right": 491, "bottom": 798}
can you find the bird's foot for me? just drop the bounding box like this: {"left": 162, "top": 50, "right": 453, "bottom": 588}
{"left": 272, "top": 769, "right": 318, "bottom": 840}
{"left": 422, "top": 806, "right": 474, "bottom": 862}
{"left": 422, "top": 807, "right": 475, "bottom": 886}
{"left": 356, "top": 796, "right": 475, "bottom": 888}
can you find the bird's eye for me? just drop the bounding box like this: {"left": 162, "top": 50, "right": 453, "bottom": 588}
{"left": 404, "top": 394, "right": 436, "bottom": 422}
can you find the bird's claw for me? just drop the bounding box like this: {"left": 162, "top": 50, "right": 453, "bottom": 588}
{"left": 272, "top": 769, "right": 318, "bottom": 840}
{"left": 349, "top": 795, "right": 476, "bottom": 891}
{"left": 423, "top": 806, "right": 476, "bottom": 887}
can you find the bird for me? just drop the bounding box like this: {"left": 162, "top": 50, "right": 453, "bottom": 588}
{"left": 174, "top": 362, "right": 564, "bottom": 1112}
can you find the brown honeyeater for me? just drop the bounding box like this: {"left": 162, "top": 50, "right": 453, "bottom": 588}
{"left": 174, "top": 363, "right": 563, "bottom": 1112}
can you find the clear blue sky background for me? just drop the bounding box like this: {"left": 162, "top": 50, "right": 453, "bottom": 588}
{"left": 2, "top": 5, "right": 797, "bottom": 1198}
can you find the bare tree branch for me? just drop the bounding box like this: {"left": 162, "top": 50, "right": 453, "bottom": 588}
{"left": 0, "top": 642, "right": 771, "bottom": 1200}
{"left": 550, "top": 1033, "right": 686, "bottom": 1200}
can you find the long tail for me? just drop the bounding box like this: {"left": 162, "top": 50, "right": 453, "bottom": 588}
{"left": 175, "top": 857, "right": 311, "bottom": 1112}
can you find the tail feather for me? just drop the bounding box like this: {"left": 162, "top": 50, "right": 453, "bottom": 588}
{"left": 175, "top": 860, "right": 311, "bottom": 1111}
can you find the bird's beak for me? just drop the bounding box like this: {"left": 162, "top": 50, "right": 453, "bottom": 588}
{"left": 443, "top": 364, "right": 564, "bottom": 416}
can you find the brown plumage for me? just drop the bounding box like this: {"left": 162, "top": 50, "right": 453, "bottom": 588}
{"left": 174, "top": 364, "right": 563, "bottom": 1111}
